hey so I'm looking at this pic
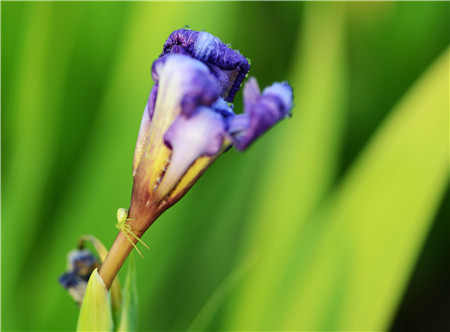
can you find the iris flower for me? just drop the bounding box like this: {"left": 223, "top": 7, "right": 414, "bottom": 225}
{"left": 98, "top": 28, "right": 293, "bottom": 288}
{"left": 129, "top": 29, "right": 293, "bottom": 227}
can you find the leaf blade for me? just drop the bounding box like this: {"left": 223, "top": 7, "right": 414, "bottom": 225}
{"left": 117, "top": 256, "right": 139, "bottom": 332}
{"left": 280, "top": 47, "right": 450, "bottom": 330}
{"left": 77, "top": 269, "right": 114, "bottom": 332}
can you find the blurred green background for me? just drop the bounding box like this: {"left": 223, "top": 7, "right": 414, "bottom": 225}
{"left": 2, "top": 2, "right": 449, "bottom": 331}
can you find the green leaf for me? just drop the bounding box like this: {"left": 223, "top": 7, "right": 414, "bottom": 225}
{"left": 225, "top": 17, "right": 449, "bottom": 332}
{"left": 77, "top": 269, "right": 114, "bottom": 332}
{"left": 117, "top": 256, "right": 139, "bottom": 331}
{"left": 79, "top": 235, "right": 123, "bottom": 317}
{"left": 224, "top": 3, "right": 348, "bottom": 329}
{"left": 264, "top": 46, "right": 449, "bottom": 330}
{"left": 187, "top": 252, "right": 257, "bottom": 331}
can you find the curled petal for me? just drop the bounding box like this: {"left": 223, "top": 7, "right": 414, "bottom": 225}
{"left": 228, "top": 77, "right": 293, "bottom": 151}
{"left": 262, "top": 81, "right": 294, "bottom": 114}
{"left": 161, "top": 29, "right": 250, "bottom": 102}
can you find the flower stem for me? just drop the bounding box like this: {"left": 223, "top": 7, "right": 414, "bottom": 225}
{"left": 98, "top": 230, "right": 142, "bottom": 289}
{"left": 99, "top": 205, "right": 157, "bottom": 289}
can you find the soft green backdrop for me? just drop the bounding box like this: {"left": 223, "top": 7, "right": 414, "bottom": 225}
{"left": 2, "top": 2, "right": 449, "bottom": 331}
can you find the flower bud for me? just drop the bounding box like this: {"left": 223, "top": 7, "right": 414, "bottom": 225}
{"left": 128, "top": 28, "right": 294, "bottom": 232}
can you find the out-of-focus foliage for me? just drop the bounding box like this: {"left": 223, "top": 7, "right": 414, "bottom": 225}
{"left": 118, "top": 257, "right": 138, "bottom": 332}
{"left": 1, "top": 2, "right": 449, "bottom": 331}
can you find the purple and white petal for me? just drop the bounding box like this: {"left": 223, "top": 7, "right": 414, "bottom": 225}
{"left": 150, "top": 54, "right": 216, "bottom": 138}
{"left": 155, "top": 107, "right": 227, "bottom": 199}
{"left": 262, "top": 81, "right": 294, "bottom": 114}
{"left": 228, "top": 77, "right": 293, "bottom": 151}
{"left": 161, "top": 29, "right": 250, "bottom": 102}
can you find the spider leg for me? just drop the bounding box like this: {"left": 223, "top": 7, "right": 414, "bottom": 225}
{"left": 120, "top": 225, "right": 144, "bottom": 258}
{"left": 123, "top": 225, "right": 150, "bottom": 250}
{"left": 116, "top": 221, "right": 145, "bottom": 257}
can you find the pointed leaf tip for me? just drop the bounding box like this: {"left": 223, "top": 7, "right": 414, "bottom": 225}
{"left": 77, "top": 269, "right": 114, "bottom": 332}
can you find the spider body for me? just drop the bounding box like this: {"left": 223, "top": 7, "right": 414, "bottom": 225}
{"left": 116, "top": 208, "right": 149, "bottom": 257}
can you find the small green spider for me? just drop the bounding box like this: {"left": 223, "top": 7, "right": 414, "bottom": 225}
{"left": 116, "top": 208, "right": 149, "bottom": 257}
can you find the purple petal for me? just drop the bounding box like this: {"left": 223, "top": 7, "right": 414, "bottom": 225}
{"left": 155, "top": 107, "right": 227, "bottom": 199}
{"left": 161, "top": 29, "right": 250, "bottom": 102}
{"left": 243, "top": 75, "right": 261, "bottom": 107}
{"left": 150, "top": 54, "right": 219, "bottom": 118}
{"left": 133, "top": 53, "right": 226, "bottom": 200}
{"left": 59, "top": 272, "right": 82, "bottom": 289}
{"left": 58, "top": 272, "right": 88, "bottom": 304}
{"left": 164, "top": 107, "right": 226, "bottom": 156}
{"left": 262, "top": 81, "right": 294, "bottom": 114}
{"left": 211, "top": 97, "right": 235, "bottom": 120}
{"left": 180, "top": 70, "right": 219, "bottom": 117}
{"left": 228, "top": 77, "right": 293, "bottom": 151}
{"left": 147, "top": 84, "right": 158, "bottom": 120}
{"left": 67, "top": 249, "right": 99, "bottom": 277}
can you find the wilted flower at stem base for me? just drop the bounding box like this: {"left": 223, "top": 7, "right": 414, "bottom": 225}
{"left": 59, "top": 249, "right": 100, "bottom": 305}
{"left": 59, "top": 235, "right": 122, "bottom": 310}
{"left": 128, "top": 28, "right": 293, "bottom": 231}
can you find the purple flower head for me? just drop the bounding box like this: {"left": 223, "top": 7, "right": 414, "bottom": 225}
{"left": 130, "top": 28, "right": 293, "bottom": 225}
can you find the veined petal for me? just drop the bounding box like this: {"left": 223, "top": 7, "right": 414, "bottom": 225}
{"left": 228, "top": 77, "right": 293, "bottom": 151}
{"left": 161, "top": 29, "right": 250, "bottom": 102}
{"left": 134, "top": 54, "right": 220, "bottom": 197}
